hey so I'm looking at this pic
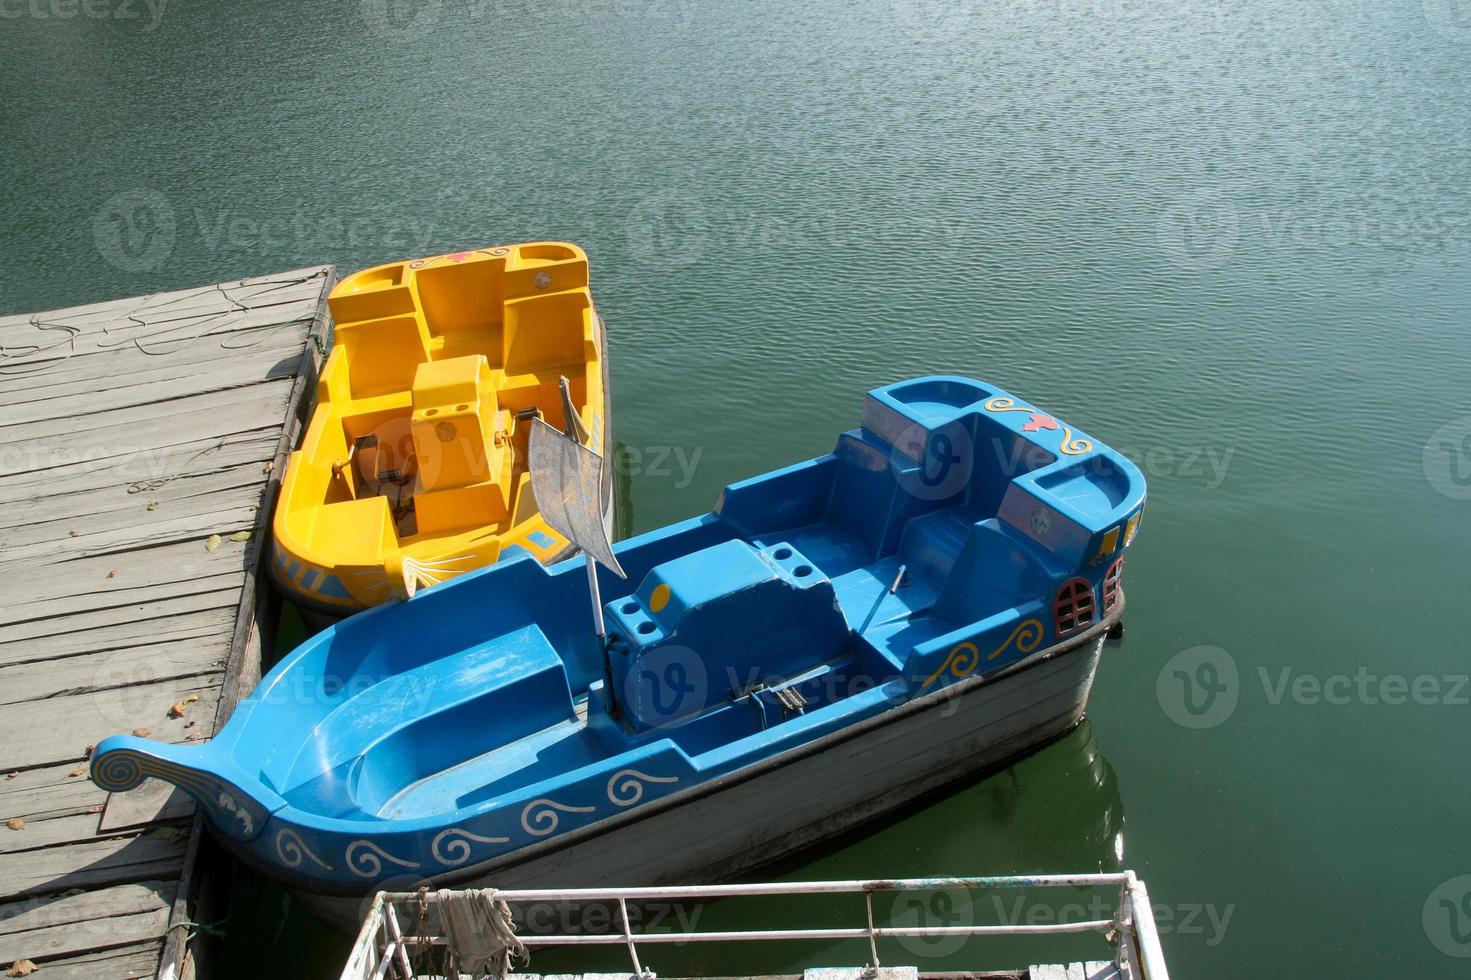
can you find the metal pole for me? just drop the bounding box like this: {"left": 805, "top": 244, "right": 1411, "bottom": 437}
{"left": 586, "top": 553, "right": 606, "bottom": 637}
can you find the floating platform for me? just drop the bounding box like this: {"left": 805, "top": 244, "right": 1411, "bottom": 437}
{"left": 343, "top": 874, "right": 1170, "bottom": 980}
{"left": 0, "top": 268, "right": 335, "bottom": 978}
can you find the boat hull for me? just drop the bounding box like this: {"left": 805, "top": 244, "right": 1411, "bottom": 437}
{"left": 294, "top": 629, "right": 1108, "bottom": 932}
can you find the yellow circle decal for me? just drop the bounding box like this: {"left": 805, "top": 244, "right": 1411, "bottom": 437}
{"left": 650, "top": 583, "right": 671, "bottom": 613}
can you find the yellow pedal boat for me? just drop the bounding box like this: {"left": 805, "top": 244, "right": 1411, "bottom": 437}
{"left": 270, "top": 242, "right": 611, "bottom": 623}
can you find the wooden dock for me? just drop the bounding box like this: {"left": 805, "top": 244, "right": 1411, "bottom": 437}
{"left": 0, "top": 267, "right": 335, "bottom": 978}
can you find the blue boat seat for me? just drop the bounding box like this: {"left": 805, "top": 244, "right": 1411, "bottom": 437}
{"left": 280, "top": 625, "right": 573, "bottom": 817}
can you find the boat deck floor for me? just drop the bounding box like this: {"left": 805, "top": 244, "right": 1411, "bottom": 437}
{"left": 0, "top": 268, "right": 334, "bottom": 978}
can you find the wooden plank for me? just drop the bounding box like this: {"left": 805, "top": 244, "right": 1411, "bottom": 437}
{"left": 0, "top": 264, "right": 327, "bottom": 333}
{"left": 4, "top": 498, "right": 263, "bottom": 567}
{"left": 98, "top": 778, "right": 194, "bottom": 834}
{"left": 0, "top": 574, "right": 244, "bottom": 632}
{"left": 0, "top": 376, "right": 296, "bottom": 450}
{"left": 0, "top": 334, "right": 311, "bottom": 408}
{"left": 0, "top": 537, "right": 254, "bottom": 621}
{"left": 0, "top": 811, "right": 161, "bottom": 855}
{"left": 0, "top": 610, "right": 231, "bottom": 669}
{"left": 0, "top": 880, "right": 174, "bottom": 936}
{"left": 0, "top": 888, "right": 173, "bottom": 964}
{"left": 0, "top": 832, "right": 189, "bottom": 901}
{"left": 0, "top": 429, "right": 278, "bottom": 499}
{"left": 2, "top": 939, "right": 165, "bottom": 978}
{"left": 0, "top": 459, "right": 269, "bottom": 532}
{"left": 0, "top": 636, "right": 229, "bottom": 705}
{"left": 0, "top": 763, "right": 111, "bottom": 825}
{"left": 0, "top": 589, "right": 238, "bottom": 649}
{"left": 0, "top": 678, "right": 221, "bottom": 771}
{"left": 0, "top": 344, "right": 306, "bottom": 425}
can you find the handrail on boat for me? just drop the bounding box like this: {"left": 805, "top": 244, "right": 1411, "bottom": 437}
{"left": 344, "top": 872, "right": 1171, "bottom": 980}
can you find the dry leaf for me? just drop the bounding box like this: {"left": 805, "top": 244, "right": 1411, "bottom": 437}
{"left": 69, "top": 766, "right": 86, "bottom": 778}
{"left": 88, "top": 805, "right": 103, "bottom": 814}
{"left": 69, "top": 530, "right": 78, "bottom": 537}
{"left": 146, "top": 501, "right": 159, "bottom": 511}
{"left": 105, "top": 570, "right": 116, "bottom": 579}
{"left": 83, "top": 745, "right": 95, "bottom": 758}
{"left": 7, "top": 958, "right": 37, "bottom": 976}
{"left": 263, "top": 461, "right": 274, "bottom": 475}
{"left": 5, "top": 819, "right": 24, "bottom": 831}
{"left": 168, "top": 694, "right": 201, "bottom": 719}
{"left": 4, "top": 773, "right": 16, "bottom": 780}
{"left": 184, "top": 732, "right": 205, "bottom": 742}
{"left": 205, "top": 534, "right": 222, "bottom": 553}
{"left": 228, "top": 530, "right": 251, "bottom": 542}
{"left": 131, "top": 728, "right": 150, "bottom": 738}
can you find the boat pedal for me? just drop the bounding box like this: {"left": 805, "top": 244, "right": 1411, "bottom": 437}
{"left": 775, "top": 686, "right": 807, "bottom": 716}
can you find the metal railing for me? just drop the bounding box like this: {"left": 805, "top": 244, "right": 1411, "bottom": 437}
{"left": 343, "top": 873, "right": 1170, "bottom": 980}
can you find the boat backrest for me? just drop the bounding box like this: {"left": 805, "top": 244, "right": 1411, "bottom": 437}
{"left": 334, "top": 314, "right": 433, "bottom": 399}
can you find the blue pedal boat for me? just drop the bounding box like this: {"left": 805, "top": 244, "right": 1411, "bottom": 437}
{"left": 92, "top": 376, "right": 1145, "bottom": 930}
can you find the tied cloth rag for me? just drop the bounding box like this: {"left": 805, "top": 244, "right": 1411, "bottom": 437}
{"left": 437, "top": 888, "right": 526, "bottom": 979}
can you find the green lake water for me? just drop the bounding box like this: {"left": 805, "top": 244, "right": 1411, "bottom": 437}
{"left": 4, "top": 0, "right": 1470, "bottom": 975}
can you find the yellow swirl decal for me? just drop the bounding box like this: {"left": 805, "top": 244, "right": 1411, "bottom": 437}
{"left": 983, "top": 396, "right": 1032, "bottom": 413}
{"left": 1059, "top": 427, "right": 1093, "bottom": 455}
{"left": 922, "top": 618, "right": 1045, "bottom": 688}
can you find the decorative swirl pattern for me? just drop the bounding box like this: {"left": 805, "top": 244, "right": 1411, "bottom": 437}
{"left": 276, "top": 828, "right": 333, "bottom": 870}
{"left": 983, "top": 396, "right": 1031, "bottom": 413}
{"left": 346, "top": 840, "right": 421, "bottom": 878}
{"left": 1059, "top": 427, "right": 1093, "bottom": 456}
{"left": 91, "top": 746, "right": 268, "bottom": 842}
{"left": 431, "top": 827, "right": 511, "bottom": 867}
{"left": 922, "top": 618, "right": 1046, "bottom": 688}
{"left": 520, "top": 799, "right": 596, "bottom": 837}
{"left": 606, "top": 769, "right": 679, "bottom": 807}
{"left": 91, "top": 750, "right": 145, "bottom": 792}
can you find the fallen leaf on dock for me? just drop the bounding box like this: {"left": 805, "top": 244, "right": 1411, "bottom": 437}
{"left": 185, "top": 720, "right": 197, "bottom": 728}
{"left": 131, "top": 728, "right": 151, "bottom": 738}
{"left": 7, "top": 959, "right": 37, "bottom": 976}
{"left": 88, "top": 805, "right": 103, "bottom": 814}
{"left": 205, "top": 534, "right": 222, "bottom": 552}
{"left": 105, "top": 570, "right": 116, "bottom": 579}
{"left": 168, "top": 694, "right": 200, "bottom": 719}
{"left": 146, "top": 501, "right": 158, "bottom": 511}
{"left": 83, "top": 745, "right": 94, "bottom": 758}
{"left": 228, "top": 531, "right": 251, "bottom": 542}
{"left": 69, "top": 766, "right": 86, "bottom": 778}
{"left": 5, "top": 819, "right": 24, "bottom": 831}
{"left": 4, "top": 773, "right": 15, "bottom": 780}
{"left": 69, "top": 530, "right": 78, "bottom": 537}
